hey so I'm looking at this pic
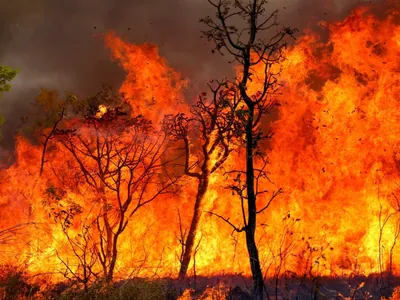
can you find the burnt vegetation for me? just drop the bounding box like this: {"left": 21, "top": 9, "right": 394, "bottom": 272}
{"left": 3, "top": 0, "right": 400, "bottom": 300}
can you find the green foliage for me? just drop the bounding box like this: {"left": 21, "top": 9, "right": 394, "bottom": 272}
{"left": 0, "top": 65, "right": 18, "bottom": 139}
{"left": 0, "top": 66, "right": 18, "bottom": 95}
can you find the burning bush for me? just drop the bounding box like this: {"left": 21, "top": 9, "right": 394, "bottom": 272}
{"left": 0, "top": 265, "right": 40, "bottom": 300}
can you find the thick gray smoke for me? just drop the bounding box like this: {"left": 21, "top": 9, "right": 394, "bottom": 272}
{"left": 0, "top": 0, "right": 380, "bottom": 157}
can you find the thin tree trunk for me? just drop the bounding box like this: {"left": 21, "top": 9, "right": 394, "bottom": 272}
{"left": 178, "top": 175, "right": 209, "bottom": 279}
{"left": 99, "top": 188, "right": 114, "bottom": 281}
{"left": 106, "top": 235, "right": 119, "bottom": 282}
{"left": 103, "top": 213, "right": 114, "bottom": 281}
{"left": 246, "top": 229, "right": 264, "bottom": 299}
{"left": 245, "top": 109, "right": 264, "bottom": 300}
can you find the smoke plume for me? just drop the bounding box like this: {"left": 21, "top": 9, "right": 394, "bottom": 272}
{"left": 0, "top": 0, "right": 379, "bottom": 157}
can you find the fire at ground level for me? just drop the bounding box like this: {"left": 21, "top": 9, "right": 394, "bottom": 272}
{"left": 2, "top": 1, "right": 400, "bottom": 299}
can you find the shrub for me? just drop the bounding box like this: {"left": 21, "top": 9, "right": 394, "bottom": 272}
{"left": 0, "top": 265, "right": 40, "bottom": 300}
{"left": 58, "top": 278, "right": 176, "bottom": 300}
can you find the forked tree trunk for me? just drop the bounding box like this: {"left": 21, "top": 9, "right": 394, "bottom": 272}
{"left": 245, "top": 108, "right": 264, "bottom": 300}
{"left": 178, "top": 174, "right": 210, "bottom": 279}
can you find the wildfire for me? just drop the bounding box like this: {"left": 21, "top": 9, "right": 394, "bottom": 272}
{"left": 104, "top": 31, "right": 188, "bottom": 123}
{"left": 95, "top": 104, "right": 108, "bottom": 119}
{"left": 264, "top": 4, "right": 400, "bottom": 276}
{"left": 1, "top": 0, "right": 400, "bottom": 289}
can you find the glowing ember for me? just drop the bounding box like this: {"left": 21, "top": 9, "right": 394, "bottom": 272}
{"left": 95, "top": 104, "right": 108, "bottom": 119}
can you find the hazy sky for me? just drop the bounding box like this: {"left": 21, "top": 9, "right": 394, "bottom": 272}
{"left": 0, "top": 0, "right": 380, "bottom": 152}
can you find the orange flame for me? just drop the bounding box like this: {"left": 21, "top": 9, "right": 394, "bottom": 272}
{"left": 104, "top": 31, "right": 188, "bottom": 123}
{"left": 1, "top": 3, "right": 400, "bottom": 285}
{"left": 264, "top": 4, "right": 400, "bottom": 275}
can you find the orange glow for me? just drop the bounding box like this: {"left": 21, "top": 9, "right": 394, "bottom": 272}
{"left": 264, "top": 4, "right": 400, "bottom": 276}
{"left": 104, "top": 32, "right": 188, "bottom": 123}
{"left": 1, "top": 3, "right": 400, "bottom": 287}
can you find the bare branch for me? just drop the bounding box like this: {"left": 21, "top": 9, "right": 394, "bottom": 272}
{"left": 256, "top": 188, "right": 283, "bottom": 214}
{"left": 40, "top": 108, "right": 66, "bottom": 176}
{"left": 206, "top": 210, "right": 246, "bottom": 233}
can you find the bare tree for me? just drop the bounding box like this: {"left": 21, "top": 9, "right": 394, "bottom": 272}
{"left": 45, "top": 107, "right": 179, "bottom": 282}
{"left": 42, "top": 186, "right": 100, "bottom": 290}
{"left": 164, "top": 80, "right": 238, "bottom": 279}
{"left": 377, "top": 185, "right": 400, "bottom": 298}
{"left": 260, "top": 212, "right": 299, "bottom": 299}
{"left": 201, "top": 0, "right": 295, "bottom": 298}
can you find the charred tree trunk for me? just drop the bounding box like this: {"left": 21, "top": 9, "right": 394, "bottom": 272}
{"left": 246, "top": 228, "right": 264, "bottom": 300}
{"left": 103, "top": 210, "right": 113, "bottom": 259}
{"left": 178, "top": 173, "right": 210, "bottom": 279}
{"left": 106, "top": 234, "right": 119, "bottom": 282}
{"left": 198, "top": 0, "right": 292, "bottom": 297}
{"left": 98, "top": 189, "right": 115, "bottom": 282}
{"left": 245, "top": 107, "right": 264, "bottom": 300}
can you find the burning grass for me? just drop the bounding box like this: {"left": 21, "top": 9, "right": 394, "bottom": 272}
{"left": 3, "top": 271, "right": 400, "bottom": 299}
{"left": 2, "top": 0, "right": 400, "bottom": 299}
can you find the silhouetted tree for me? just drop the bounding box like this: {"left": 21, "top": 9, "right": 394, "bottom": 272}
{"left": 45, "top": 107, "right": 179, "bottom": 282}
{"left": 201, "top": 0, "right": 295, "bottom": 298}
{"left": 31, "top": 85, "right": 128, "bottom": 176}
{"left": 164, "top": 80, "right": 238, "bottom": 279}
{"left": 0, "top": 65, "right": 18, "bottom": 139}
{"left": 42, "top": 185, "right": 99, "bottom": 290}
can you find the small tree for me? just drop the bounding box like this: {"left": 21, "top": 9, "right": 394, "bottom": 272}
{"left": 164, "top": 80, "right": 238, "bottom": 279}
{"left": 0, "top": 66, "right": 18, "bottom": 95}
{"left": 42, "top": 185, "right": 99, "bottom": 290}
{"left": 45, "top": 106, "right": 179, "bottom": 282}
{"left": 0, "top": 65, "right": 18, "bottom": 139}
{"left": 201, "top": 0, "right": 295, "bottom": 298}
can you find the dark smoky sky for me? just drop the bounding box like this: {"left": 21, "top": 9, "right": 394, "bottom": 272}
{"left": 0, "top": 0, "right": 380, "bottom": 155}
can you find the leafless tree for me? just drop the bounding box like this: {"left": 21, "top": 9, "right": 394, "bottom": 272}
{"left": 45, "top": 108, "right": 179, "bottom": 282}
{"left": 377, "top": 183, "right": 400, "bottom": 298}
{"left": 259, "top": 212, "right": 299, "bottom": 299}
{"left": 42, "top": 186, "right": 100, "bottom": 290}
{"left": 164, "top": 80, "right": 238, "bottom": 279}
{"left": 40, "top": 108, "right": 66, "bottom": 176}
{"left": 201, "top": 0, "right": 296, "bottom": 298}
